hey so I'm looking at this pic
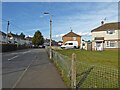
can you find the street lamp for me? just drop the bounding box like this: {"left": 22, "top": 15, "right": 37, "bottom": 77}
{"left": 6, "top": 21, "right": 10, "bottom": 44}
{"left": 44, "top": 12, "right": 52, "bottom": 59}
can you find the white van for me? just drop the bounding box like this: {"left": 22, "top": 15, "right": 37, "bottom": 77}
{"left": 61, "top": 41, "right": 78, "bottom": 49}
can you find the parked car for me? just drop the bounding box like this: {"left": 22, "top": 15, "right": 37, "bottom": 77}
{"left": 38, "top": 45, "right": 45, "bottom": 48}
{"left": 61, "top": 41, "right": 78, "bottom": 49}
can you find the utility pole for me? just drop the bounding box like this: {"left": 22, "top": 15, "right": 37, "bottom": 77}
{"left": 50, "top": 18, "right": 52, "bottom": 59}
{"left": 6, "top": 21, "right": 10, "bottom": 44}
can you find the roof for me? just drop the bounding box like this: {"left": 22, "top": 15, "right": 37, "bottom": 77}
{"left": 0, "top": 31, "right": 6, "bottom": 36}
{"left": 91, "top": 22, "right": 120, "bottom": 32}
{"left": 58, "top": 41, "right": 63, "bottom": 43}
{"left": 8, "top": 32, "right": 20, "bottom": 38}
{"left": 26, "top": 36, "right": 32, "bottom": 40}
{"left": 63, "top": 30, "right": 81, "bottom": 37}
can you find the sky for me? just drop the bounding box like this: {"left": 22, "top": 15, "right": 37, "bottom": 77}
{"left": 2, "top": 2, "right": 118, "bottom": 41}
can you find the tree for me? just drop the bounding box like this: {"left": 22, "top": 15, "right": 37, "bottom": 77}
{"left": 19, "top": 32, "right": 25, "bottom": 39}
{"left": 32, "top": 30, "right": 44, "bottom": 46}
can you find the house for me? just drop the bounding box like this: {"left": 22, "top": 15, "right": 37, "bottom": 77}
{"left": 0, "top": 31, "right": 10, "bottom": 44}
{"left": 62, "top": 30, "right": 81, "bottom": 46}
{"left": 20, "top": 38, "right": 26, "bottom": 45}
{"left": 8, "top": 32, "right": 21, "bottom": 44}
{"left": 44, "top": 38, "right": 50, "bottom": 46}
{"left": 44, "top": 38, "right": 58, "bottom": 46}
{"left": 0, "top": 31, "right": 6, "bottom": 44}
{"left": 91, "top": 22, "right": 120, "bottom": 51}
{"left": 25, "top": 36, "right": 32, "bottom": 46}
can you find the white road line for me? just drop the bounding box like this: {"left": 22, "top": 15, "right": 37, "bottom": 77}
{"left": 11, "top": 56, "right": 35, "bottom": 89}
{"left": 8, "top": 55, "right": 19, "bottom": 61}
{"left": 22, "top": 50, "right": 31, "bottom": 54}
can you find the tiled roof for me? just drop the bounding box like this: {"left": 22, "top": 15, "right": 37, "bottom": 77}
{"left": 63, "top": 30, "right": 81, "bottom": 37}
{"left": 8, "top": 32, "right": 20, "bottom": 37}
{"left": 25, "top": 37, "right": 32, "bottom": 40}
{"left": 0, "top": 31, "right": 6, "bottom": 36}
{"left": 91, "top": 22, "right": 120, "bottom": 32}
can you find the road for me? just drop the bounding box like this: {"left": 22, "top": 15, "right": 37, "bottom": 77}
{"left": 2, "top": 49, "right": 67, "bottom": 88}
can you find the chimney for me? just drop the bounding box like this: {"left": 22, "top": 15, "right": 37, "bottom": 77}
{"left": 71, "top": 29, "right": 72, "bottom": 32}
{"left": 101, "top": 21, "right": 104, "bottom": 25}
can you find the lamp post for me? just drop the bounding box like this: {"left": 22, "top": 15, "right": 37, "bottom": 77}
{"left": 44, "top": 12, "right": 52, "bottom": 59}
{"left": 6, "top": 21, "right": 10, "bottom": 44}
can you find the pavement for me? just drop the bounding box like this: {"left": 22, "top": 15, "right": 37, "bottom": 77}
{"left": 2, "top": 48, "right": 67, "bottom": 88}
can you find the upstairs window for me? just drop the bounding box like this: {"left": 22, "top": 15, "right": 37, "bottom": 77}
{"left": 73, "top": 37, "right": 76, "bottom": 40}
{"left": 106, "top": 30, "right": 115, "bottom": 34}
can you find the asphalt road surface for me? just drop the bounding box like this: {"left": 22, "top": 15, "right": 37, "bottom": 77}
{"left": 2, "top": 48, "right": 67, "bottom": 88}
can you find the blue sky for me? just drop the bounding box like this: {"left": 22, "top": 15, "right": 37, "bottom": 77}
{"left": 2, "top": 2, "right": 118, "bottom": 41}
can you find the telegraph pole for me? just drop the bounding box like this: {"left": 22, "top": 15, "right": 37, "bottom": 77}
{"left": 6, "top": 21, "right": 10, "bottom": 44}
{"left": 50, "top": 18, "right": 52, "bottom": 59}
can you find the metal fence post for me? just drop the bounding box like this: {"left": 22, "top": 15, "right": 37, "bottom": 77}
{"left": 71, "top": 53, "right": 76, "bottom": 88}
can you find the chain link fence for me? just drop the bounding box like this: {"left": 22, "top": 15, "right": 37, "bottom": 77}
{"left": 45, "top": 47, "right": 118, "bottom": 88}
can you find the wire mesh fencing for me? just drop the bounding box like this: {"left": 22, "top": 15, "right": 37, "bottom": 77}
{"left": 76, "top": 61, "right": 118, "bottom": 88}
{"left": 45, "top": 47, "right": 118, "bottom": 88}
{"left": 46, "top": 47, "right": 72, "bottom": 85}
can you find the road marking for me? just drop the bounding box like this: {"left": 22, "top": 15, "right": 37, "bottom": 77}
{"left": 22, "top": 50, "right": 31, "bottom": 54}
{"left": 11, "top": 53, "right": 18, "bottom": 55}
{"left": 8, "top": 55, "right": 19, "bottom": 61}
{"left": 11, "top": 57, "right": 35, "bottom": 89}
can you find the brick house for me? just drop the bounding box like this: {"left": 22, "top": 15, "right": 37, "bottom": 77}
{"left": 91, "top": 22, "right": 120, "bottom": 51}
{"left": 62, "top": 30, "right": 81, "bottom": 46}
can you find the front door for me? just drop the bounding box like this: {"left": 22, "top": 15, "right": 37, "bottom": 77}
{"left": 96, "top": 42, "right": 102, "bottom": 51}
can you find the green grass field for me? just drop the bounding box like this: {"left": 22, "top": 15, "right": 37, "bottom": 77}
{"left": 55, "top": 49, "right": 119, "bottom": 88}
{"left": 56, "top": 49, "right": 118, "bottom": 68}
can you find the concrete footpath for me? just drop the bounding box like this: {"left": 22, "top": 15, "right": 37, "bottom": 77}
{"left": 15, "top": 49, "right": 67, "bottom": 88}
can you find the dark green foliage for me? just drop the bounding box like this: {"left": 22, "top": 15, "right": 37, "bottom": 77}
{"left": 1, "top": 44, "right": 28, "bottom": 52}
{"left": 32, "top": 30, "right": 44, "bottom": 46}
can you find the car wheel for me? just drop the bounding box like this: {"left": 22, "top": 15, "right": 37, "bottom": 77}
{"left": 74, "top": 46, "right": 76, "bottom": 49}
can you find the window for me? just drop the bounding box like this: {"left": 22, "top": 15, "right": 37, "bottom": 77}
{"left": 69, "top": 43, "right": 73, "bottom": 45}
{"left": 110, "top": 41, "right": 115, "bottom": 47}
{"left": 65, "top": 43, "right": 69, "bottom": 45}
{"left": 106, "top": 41, "right": 109, "bottom": 47}
{"left": 83, "top": 43, "right": 85, "bottom": 46}
{"left": 73, "top": 37, "right": 76, "bottom": 40}
{"left": 106, "top": 30, "right": 115, "bottom": 34}
{"left": 106, "top": 41, "right": 116, "bottom": 48}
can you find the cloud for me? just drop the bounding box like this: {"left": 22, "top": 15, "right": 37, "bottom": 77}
{"left": 52, "top": 32, "right": 92, "bottom": 39}
{"left": 40, "top": 15, "right": 43, "bottom": 18}
{"left": 52, "top": 34, "right": 65, "bottom": 39}
{"left": 77, "top": 32, "right": 92, "bottom": 36}
{"left": 26, "top": 35, "right": 33, "bottom": 37}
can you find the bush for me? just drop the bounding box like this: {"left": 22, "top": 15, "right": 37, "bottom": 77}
{"left": 1, "top": 44, "right": 29, "bottom": 52}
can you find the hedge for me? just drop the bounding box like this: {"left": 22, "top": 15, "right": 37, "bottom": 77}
{"left": 0, "top": 44, "right": 29, "bottom": 52}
